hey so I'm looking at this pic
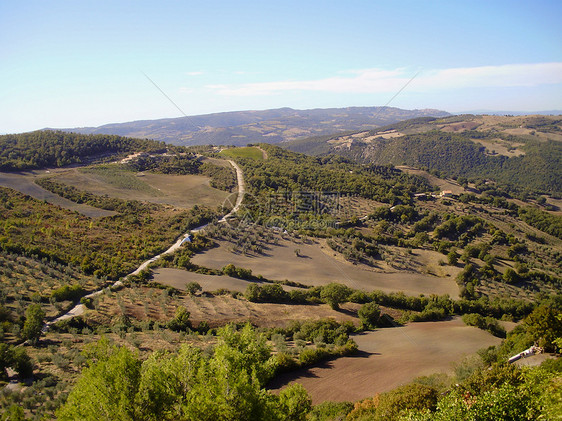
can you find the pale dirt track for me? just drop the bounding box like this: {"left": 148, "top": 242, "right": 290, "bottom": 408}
{"left": 46, "top": 159, "right": 245, "bottom": 328}
{"left": 269, "top": 317, "right": 502, "bottom": 404}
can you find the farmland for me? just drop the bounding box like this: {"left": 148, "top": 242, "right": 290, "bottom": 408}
{"left": 270, "top": 317, "right": 503, "bottom": 403}
{"left": 0, "top": 132, "right": 560, "bottom": 419}
{"left": 190, "top": 237, "right": 461, "bottom": 297}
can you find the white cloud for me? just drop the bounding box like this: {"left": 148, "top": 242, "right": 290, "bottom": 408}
{"left": 206, "top": 63, "right": 562, "bottom": 96}
{"left": 186, "top": 71, "right": 204, "bottom": 76}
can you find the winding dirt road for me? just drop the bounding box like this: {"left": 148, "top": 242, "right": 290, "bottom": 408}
{"left": 44, "top": 159, "right": 245, "bottom": 329}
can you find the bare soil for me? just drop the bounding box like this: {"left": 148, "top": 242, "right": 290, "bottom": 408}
{"left": 0, "top": 171, "right": 116, "bottom": 217}
{"left": 51, "top": 169, "right": 229, "bottom": 209}
{"left": 269, "top": 317, "right": 501, "bottom": 404}
{"left": 190, "top": 238, "right": 459, "bottom": 297}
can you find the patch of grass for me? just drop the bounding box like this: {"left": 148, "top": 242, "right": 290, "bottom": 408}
{"left": 79, "top": 165, "right": 163, "bottom": 195}
{"left": 219, "top": 147, "right": 263, "bottom": 160}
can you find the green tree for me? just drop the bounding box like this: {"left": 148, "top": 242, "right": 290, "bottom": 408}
{"left": 447, "top": 249, "right": 459, "bottom": 265}
{"left": 524, "top": 306, "right": 562, "bottom": 351}
{"left": 22, "top": 303, "right": 45, "bottom": 344}
{"left": 320, "top": 283, "right": 351, "bottom": 310}
{"left": 503, "top": 267, "right": 520, "bottom": 284}
{"left": 185, "top": 282, "right": 202, "bottom": 295}
{"left": 358, "top": 302, "right": 381, "bottom": 329}
{"left": 57, "top": 342, "right": 142, "bottom": 421}
{"left": 166, "top": 307, "right": 191, "bottom": 332}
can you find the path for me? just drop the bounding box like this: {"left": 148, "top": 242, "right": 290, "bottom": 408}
{"left": 44, "top": 158, "right": 245, "bottom": 329}
{"left": 256, "top": 146, "right": 268, "bottom": 160}
{"left": 219, "top": 160, "right": 245, "bottom": 222}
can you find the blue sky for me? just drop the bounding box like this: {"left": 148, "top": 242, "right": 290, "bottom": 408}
{"left": 1, "top": 0, "right": 561, "bottom": 133}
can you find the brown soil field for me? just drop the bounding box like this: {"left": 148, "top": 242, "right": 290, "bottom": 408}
{"left": 0, "top": 172, "right": 116, "bottom": 217}
{"left": 190, "top": 239, "right": 459, "bottom": 298}
{"left": 152, "top": 267, "right": 286, "bottom": 293}
{"left": 51, "top": 169, "right": 229, "bottom": 209}
{"left": 87, "top": 285, "right": 366, "bottom": 329}
{"left": 269, "top": 317, "right": 502, "bottom": 403}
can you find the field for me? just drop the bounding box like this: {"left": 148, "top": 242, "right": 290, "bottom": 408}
{"left": 82, "top": 284, "right": 367, "bottom": 329}
{"left": 269, "top": 316, "right": 502, "bottom": 404}
{"left": 50, "top": 166, "right": 229, "bottom": 208}
{"left": 190, "top": 237, "right": 460, "bottom": 297}
{"left": 219, "top": 146, "right": 264, "bottom": 160}
{"left": 0, "top": 171, "right": 116, "bottom": 217}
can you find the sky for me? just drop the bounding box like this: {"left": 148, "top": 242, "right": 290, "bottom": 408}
{"left": 1, "top": 0, "right": 561, "bottom": 133}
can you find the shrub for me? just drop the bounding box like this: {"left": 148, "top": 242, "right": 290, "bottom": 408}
{"left": 307, "top": 401, "right": 353, "bottom": 421}
{"left": 320, "top": 283, "right": 352, "bottom": 310}
{"left": 51, "top": 284, "right": 85, "bottom": 302}
{"left": 358, "top": 302, "right": 381, "bottom": 329}
{"left": 166, "top": 307, "right": 191, "bottom": 332}
{"left": 376, "top": 383, "right": 438, "bottom": 420}
{"left": 462, "top": 313, "right": 506, "bottom": 338}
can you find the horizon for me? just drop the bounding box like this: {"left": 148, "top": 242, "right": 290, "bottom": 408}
{"left": 1, "top": 0, "right": 561, "bottom": 134}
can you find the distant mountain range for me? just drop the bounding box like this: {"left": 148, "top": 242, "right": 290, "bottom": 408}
{"left": 54, "top": 106, "right": 450, "bottom": 146}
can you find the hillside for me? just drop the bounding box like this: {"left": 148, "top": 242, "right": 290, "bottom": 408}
{"left": 285, "top": 114, "right": 562, "bottom": 195}
{"left": 1, "top": 136, "right": 561, "bottom": 419}
{"left": 55, "top": 106, "right": 450, "bottom": 146}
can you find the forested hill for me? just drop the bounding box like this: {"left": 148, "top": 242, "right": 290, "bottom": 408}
{"left": 56, "top": 106, "right": 450, "bottom": 146}
{"left": 285, "top": 114, "right": 562, "bottom": 195}
{"left": 0, "top": 131, "right": 167, "bottom": 171}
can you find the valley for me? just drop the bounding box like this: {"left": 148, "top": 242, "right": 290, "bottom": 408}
{"left": 0, "top": 127, "right": 560, "bottom": 419}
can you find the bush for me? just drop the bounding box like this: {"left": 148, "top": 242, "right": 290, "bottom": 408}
{"left": 166, "top": 307, "right": 191, "bottom": 332}
{"left": 299, "top": 347, "right": 330, "bottom": 365}
{"left": 244, "top": 283, "right": 289, "bottom": 303}
{"left": 320, "top": 283, "right": 352, "bottom": 310}
{"left": 462, "top": 313, "right": 506, "bottom": 338}
{"left": 51, "top": 284, "right": 85, "bottom": 302}
{"left": 185, "top": 282, "right": 202, "bottom": 295}
{"left": 376, "top": 383, "right": 438, "bottom": 420}
{"left": 307, "top": 401, "right": 353, "bottom": 421}
{"left": 358, "top": 302, "right": 381, "bottom": 329}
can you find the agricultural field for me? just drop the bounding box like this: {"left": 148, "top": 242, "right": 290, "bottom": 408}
{"left": 219, "top": 146, "right": 264, "bottom": 160}
{"left": 0, "top": 171, "right": 116, "bottom": 217}
{"left": 270, "top": 317, "right": 503, "bottom": 403}
{"left": 48, "top": 166, "right": 229, "bottom": 209}
{"left": 190, "top": 236, "right": 460, "bottom": 297}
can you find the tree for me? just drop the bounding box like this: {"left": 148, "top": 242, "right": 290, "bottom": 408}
{"left": 22, "top": 303, "right": 45, "bottom": 344}
{"left": 358, "top": 302, "right": 381, "bottom": 329}
{"left": 57, "top": 343, "right": 142, "bottom": 421}
{"left": 185, "top": 282, "right": 202, "bottom": 295}
{"left": 57, "top": 324, "right": 310, "bottom": 420}
{"left": 447, "top": 249, "right": 459, "bottom": 265}
{"left": 503, "top": 268, "right": 519, "bottom": 284}
{"left": 166, "top": 307, "right": 191, "bottom": 332}
{"left": 524, "top": 306, "right": 562, "bottom": 351}
{"left": 320, "top": 283, "right": 351, "bottom": 310}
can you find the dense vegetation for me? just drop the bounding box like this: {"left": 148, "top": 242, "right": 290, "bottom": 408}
{"left": 52, "top": 313, "right": 561, "bottom": 421}
{"left": 341, "top": 132, "right": 562, "bottom": 194}
{"left": 285, "top": 115, "right": 562, "bottom": 195}
{"left": 56, "top": 325, "right": 312, "bottom": 421}
{"left": 0, "top": 187, "right": 216, "bottom": 280}
{"left": 239, "top": 144, "right": 431, "bottom": 207}
{"left": 0, "top": 131, "right": 167, "bottom": 170}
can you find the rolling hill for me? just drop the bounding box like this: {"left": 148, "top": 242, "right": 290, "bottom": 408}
{"left": 55, "top": 106, "right": 450, "bottom": 146}
{"left": 284, "top": 114, "right": 562, "bottom": 195}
